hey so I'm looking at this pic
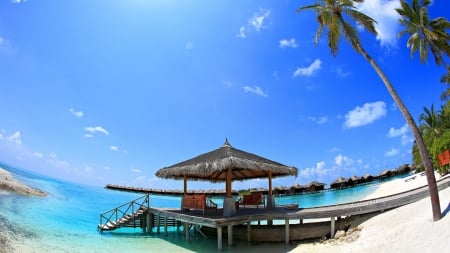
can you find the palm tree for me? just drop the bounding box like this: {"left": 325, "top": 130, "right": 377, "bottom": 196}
{"left": 418, "top": 104, "right": 443, "bottom": 167}
{"left": 396, "top": 0, "right": 450, "bottom": 103}
{"left": 396, "top": 0, "right": 450, "bottom": 67}
{"left": 297, "top": 0, "right": 441, "bottom": 221}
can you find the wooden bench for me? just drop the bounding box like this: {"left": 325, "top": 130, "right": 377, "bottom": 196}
{"left": 181, "top": 194, "right": 217, "bottom": 216}
{"left": 239, "top": 192, "right": 264, "bottom": 208}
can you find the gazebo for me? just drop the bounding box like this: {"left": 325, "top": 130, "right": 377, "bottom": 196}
{"left": 155, "top": 139, "right": 297, "bottom": 216}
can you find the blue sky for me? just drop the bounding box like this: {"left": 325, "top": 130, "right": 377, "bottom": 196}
{"left": 0, "top": 0, "right": 448, "bottom": 190}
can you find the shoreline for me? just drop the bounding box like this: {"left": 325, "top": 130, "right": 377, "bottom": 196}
{"left": 290, "top": 171, "right": 450, "bottom": 253}
{"left": 0, "top": 167, "right": 47, "bottom": 197}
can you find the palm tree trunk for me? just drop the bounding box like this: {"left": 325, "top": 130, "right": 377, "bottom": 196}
{"left": 355, "top": 43, "right": 442, "bottom": 221}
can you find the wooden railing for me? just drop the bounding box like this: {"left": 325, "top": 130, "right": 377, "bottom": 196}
{"left": 98, "top": 194, "right": 150, "bottom": 232}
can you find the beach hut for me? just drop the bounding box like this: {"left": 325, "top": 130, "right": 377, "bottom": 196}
{"left": 348, "top": 175, "right": 362, "bottom": 186}
{"left": 304, "top": 181, "right": 326, "bottom": 192}
{"left": 290, "top": 183, "right": 306, "bottom": 195}
{"left": 330, "top": 177, "right": 348, "bottom": 190}
{"left": 155, "top": 139, "right": 297, "bottom": 216}
{"left": 362, "top": 173, "right": 374, "bottom": 183}
{"left": 378, "top": 170, "right": 392, "bottom": 179}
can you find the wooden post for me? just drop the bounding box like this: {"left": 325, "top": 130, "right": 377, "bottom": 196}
{"left": 285, "top": 218, "right": 289, "bottom": 244}
{"left": 146, "top": 212, "right": 151, "bottom": 234}
{"left": 226, "top": 165, "right": 232, "bottom": 198}
{"left": 217, "top": 227, "right": 223, "bottom": 250}
{"left": 227, "top": 225, "right": 233, "bottom": 246}
{"left": 268, "top": 171, "right": 273, "bottom": 196}
{"left": 185, "top": 222, "right": 190, "bottom": 241}
{"left": 156, "top": 214, "right": 160, "bottom": 233}
{"left": 183, "top": 175, "right": 187, "bottom": 195}
{"left": 247, "top": 222, "right": 251, "bottom": 242}
{"left": 330, "top": 217, "right": 336, "bottom": 238}
{"left": 164, "top": 217, "right": 168, "bottom": 236}
{"left": 149, "top": 213, "right": 154, "bottom": 234}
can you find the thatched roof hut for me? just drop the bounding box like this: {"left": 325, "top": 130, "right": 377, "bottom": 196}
{"left": 155, "top": 139, "right": 297, "bottom": 216}
{"left": 304, "top": 181, "right": 326, "bottom": 192}
{"left": 290, "top": 183, "right": 307, "bottom": 194}
{"left": 156, "top": 139, "right": 297, "bottom": 183}
{"left": 362, "top": 173, "right": 374, "bottom": 182}
{"left": 330, "top": 177, "right": 348, "bottom": 189}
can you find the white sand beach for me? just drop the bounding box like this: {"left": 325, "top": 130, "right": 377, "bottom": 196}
{"left": 290, "top": 172, "right": 450, "bottom": 253}
{"left": 0, "top": 167, "right": 47, "bottom": 197}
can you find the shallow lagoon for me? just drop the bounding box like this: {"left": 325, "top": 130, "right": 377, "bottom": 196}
{"left": 0, "top": 163, "right": 384, "bottom": 253}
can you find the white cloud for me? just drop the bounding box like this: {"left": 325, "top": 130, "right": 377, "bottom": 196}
{"left": 401, "top": 134, "right": 414, "bottom": 146}
{"left": 250, "top": 9, "right": 270, "bottom": 32}
{"left": 308, "top": 116, "right": 328, "bottom": 124}
{"left": 84, "top": 134, "right": 94, "bottom": 138}
{"left": 69, "top": 108, "right": 84, "bottom": 118}
{"left": 293, "top": 59, "right": 321, "bottom": 77}
{"left": 335, "top": 67, "right": 351, "bottom": 78}
{"left": 356, "top": 0, "right": 401, "bottom": 47}
{"left": 237, "top": 9, "right": 270, "bottom": 38}
{"left": 299, "top": 161, "right": 328, "bottom": 178}
{"left": 34, "top": 152, "right": 43, "bottom": 158}
{"left": 11, "top": 0, "right": 27, "bottom": 3}
{"left": 237, "top": 27, "right": 247, "bottom": 38}
{"left": 110, "top": 146, "right": 119, "bottom": 151}
{"left": 385, "top": 148, "right": 399, "bottom": 156}
{"left": 85, "top": 126, "right": 109, "bottom": 135}
{"left": 8, "top": 131, "right": 22, "bottom": 144}
{"left": 243, "top": 85, "right": 268, "bottom": 97}
{"left": 131, "top": 168, "right": 142, "bottom": 173}
{"left": 279, "top": 38, "right": 298, "bottom": 48}
{"left": 387, "top": 123, "right": 409, "bottom": 138}
{"left": 344, "top": 101, "right": 386, "bottom": 128}
{"left": 334, "top": 154, "right": 354, "bottom": 168}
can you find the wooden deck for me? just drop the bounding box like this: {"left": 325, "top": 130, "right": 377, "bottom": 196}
{"left": 144, "top": 175, "right": 450, "bottom": 249}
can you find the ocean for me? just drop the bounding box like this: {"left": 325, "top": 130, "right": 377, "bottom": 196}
{"left": 0, "top": 162, "right": 382, "bottom": 253}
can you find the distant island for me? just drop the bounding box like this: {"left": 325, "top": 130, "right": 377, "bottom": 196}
{"left": 0, "top": 167, "right": 47, "bottom": 197}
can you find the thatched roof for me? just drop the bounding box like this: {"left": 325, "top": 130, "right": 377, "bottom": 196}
{"left": 305, "top": 181, "right": 326, "bottom": 188}
{"left": 330, "top": 177, "right": 348, "bottom": 186}
{"left": 155, "top": 139, "right": 298, "bottom": 182}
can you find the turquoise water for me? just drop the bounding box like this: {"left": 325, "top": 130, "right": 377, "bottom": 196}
{"left": 0, "top": 163, "right": 382, "bottom": 252}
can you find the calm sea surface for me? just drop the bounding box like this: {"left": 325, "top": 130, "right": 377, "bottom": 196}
{"left": 0, "top": 162, "right": 384, "bottom": 252}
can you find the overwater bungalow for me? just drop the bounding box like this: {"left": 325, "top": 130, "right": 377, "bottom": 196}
{"left": 290, "top": 183, "right": 307, "bottom": 195}
{"left": 273, "top": 186, "right": 290, "bottom": 196}
{"left": 348, "top": 175, "right": 363, "bottom": 186}
{"left": 330, "top": 177, "right": 348, "bottom": 190}
{"left": 304, "top": 181, "right": 326, "bottom": 192}
{"left": 362, "top": 173, "right": 374, "bottom": 183}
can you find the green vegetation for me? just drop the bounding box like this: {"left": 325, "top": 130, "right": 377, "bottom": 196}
{"left": 413, "top": 101, "right": 450, "bottom": 174}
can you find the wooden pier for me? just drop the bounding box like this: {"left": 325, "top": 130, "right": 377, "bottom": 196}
{"left": 99, "top": 175, "right": 450, "bottom": 250}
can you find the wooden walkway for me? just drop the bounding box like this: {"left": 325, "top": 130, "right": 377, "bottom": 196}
{"left": 143, "top": 175, "right": 450, "bottom": 250}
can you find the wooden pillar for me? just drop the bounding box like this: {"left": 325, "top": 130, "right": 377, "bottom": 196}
{"left": 227, "top": 225, "right": 233, "bottom": 246}
{"left": 146, "top": 212, "right": 151, "bottom": 234}
{"left": 185, "top": 222, "right": 190, "bottom": 241}
{"left": 164, "top": 217, "right": 168, "bottom": 236}
{"left": 247, "top": 222, "right": 252, "bottom": 242}
{"left": 156, "top": 214, "right": 160, "bottom": 233}
{"left": 268, "top": 171, "right": 273, "bottom": 196}
{"left": 226, "top": 165, "right": 232, "bottom": 198}
{"left": 217, "top": 227, "right": 223, "bottom": 250}
{"left": 285, "top": 218, "right": 290, "bottom": 244}
{"left": 330, "top": 217, "right": 336, "bottom": 238}
{"left": 149, "top": 213, "right": 154, "bottom": 234}
{"left": 183, "top": 175, "right": 187, "bottom": 195}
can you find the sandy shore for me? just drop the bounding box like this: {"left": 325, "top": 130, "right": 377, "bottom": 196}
{"left": 0, "top": 167, "right": 47, "bottom": 197}
{"left": 290, "top": 172, "right": 450, "bottom": 253}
